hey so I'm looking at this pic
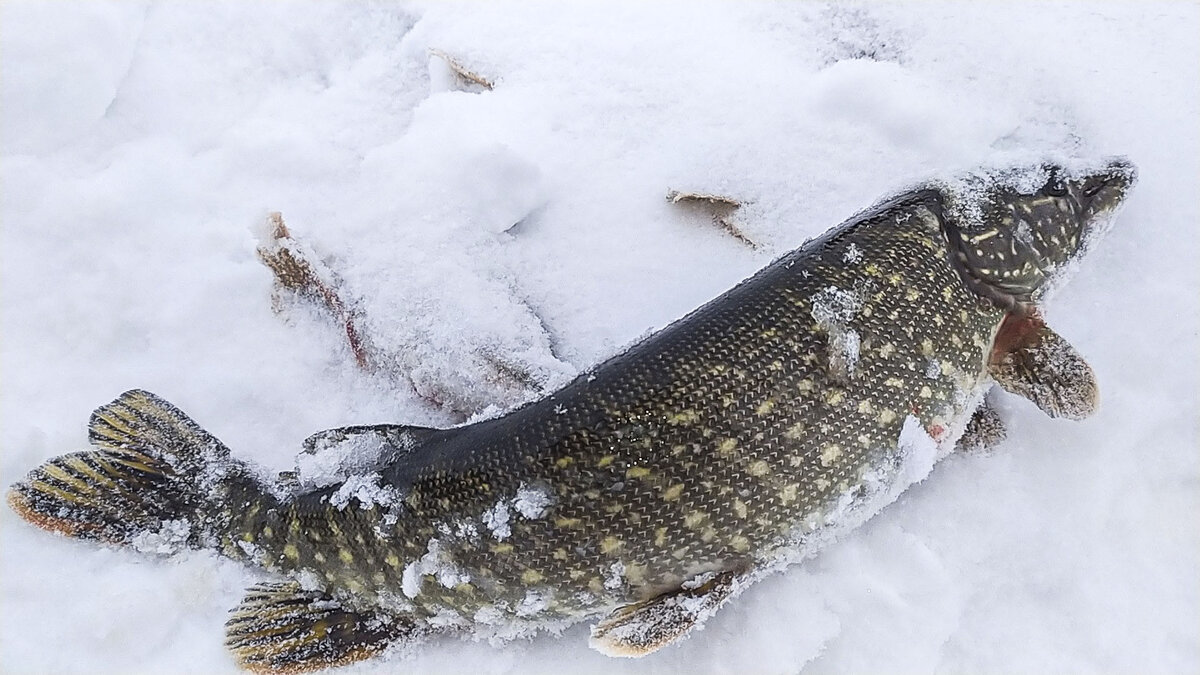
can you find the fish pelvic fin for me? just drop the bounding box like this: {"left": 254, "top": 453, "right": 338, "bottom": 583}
{"left": 226, "top": 581, "right": 414, "bottom": 674}
{"left": 8, "top": 390, "right": 262, "bottom": 550}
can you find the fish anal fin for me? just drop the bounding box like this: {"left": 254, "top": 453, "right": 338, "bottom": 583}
{"left": 226, "top": 581, "right": 412, "bottom": 674}
{"left": 990, "top": 314, "right": 1098, "bottom": 420}
{"left": 589, "top": 568, "right": 745, "bottom": 657}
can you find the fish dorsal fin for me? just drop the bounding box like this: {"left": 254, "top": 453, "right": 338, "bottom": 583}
{"left": 225, "top": 581, "right": 413, "bottom": 673}
{"left": 589, "top": 567, "right": 747, "bottom": 657}
{"left": 989, "top": 313, "right": 1098, "bottom": 420}
{"left": 290, "top": 424, "right": 450, "bottom": 489}
{"left": 301, "top": 424, "right": 442, "bottom": 457}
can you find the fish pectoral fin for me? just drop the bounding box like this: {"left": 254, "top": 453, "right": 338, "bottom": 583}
{"left": 589, "top": 567, "right": 746, "bottom": 658}
{"left": 956, "top": 398, "right": 1007, "bottom": 454}
{"left": 989, "top": 315, "right": 1098, "bottom": 420}
{"left": 225, "top": 581, "right": 413, "bottom": 674}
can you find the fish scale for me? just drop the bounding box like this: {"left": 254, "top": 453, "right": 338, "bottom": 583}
{"left": 226, "top": 190, "right": 1003, "bottom": 622}
{"left": 8, "top": 158, "right": 1134, "bottom": 672}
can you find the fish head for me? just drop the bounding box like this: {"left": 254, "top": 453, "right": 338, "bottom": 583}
{"left": 940, "top": 157, "right": 1137, "bottom": 312}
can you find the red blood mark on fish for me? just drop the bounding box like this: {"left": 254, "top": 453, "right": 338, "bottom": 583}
{"left": 991, "top": 308, "right": 1045, "bottom": 366}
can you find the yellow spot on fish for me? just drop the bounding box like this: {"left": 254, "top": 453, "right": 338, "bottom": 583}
{"left": 626, "top": 563, "right": 648, "bottom": 585}
{"left": 824, "top": 389, "right": 845, "bottom": 406}
{"left": 600, "top": 536, "right": 623, "bottom": 554}
{"left": 718, "top": 438, "right": 739, "bottom": 455}
{"left": 784, "top": 422, "right": 806, "bottom": 440}
{"left": 569, "top": 569, "right": 586, "bottom": 580}
{"left": 385, "top": 553, "right": 401, "bottom": 569}
{"left": 663, "top": 484, "right": 684, "bottom": 501}
{"left": 885, "top": 377, "right": 904, "bottom": 388}
{"left": 283, "top": 544, "right": 299, "bottom": 561}
{"left": 865, "top": 262, "right": 881, "bottom": 276}
{"left": 555, "top": 517, "right": 582, "bottom": 528}
{"left": 857, "top": 434, "right": 872, "bottom": 447}
{"left": 604, "top": 503, "right": 624, "bottom": 514}
{"left": 555, "top": 456, "right": 574, "bottom": 469}
{"left": 597, "top": 455, "right": 615, "bottom": 468}
{"left": 905, "top": 288, "right": 920, "bottom": 301}
{"left": 313, "top": 552, "right": 326, "bottom": 564}
{"left": 780, "top": 483, "right": 799, "bottom": 504}
{"left": 920, "top": 385, "right": 932, "bottom": 398}
{"left": 879, "top": 409, "right": 897, "bottom": 424}
{"left": 798, "top": 379, "right": 815, "bottom": 393}
{"left": 626, "top": 466, "right": 651, "bottom": 479}
{"left": 816, "top": 477, "right": 831, "bottom": 491}
{"left": 338, "top": 549, "right": 354, "bottom": 564}
{"left": 733, "top": 499, "right": 748, "bottom": 519}
{"left": 920, "top": 338, "right": 934, "bottom": 356}
{"left": 701, "top": 526, "right": 718, "bottom": 542}
{"left": 521, "top": 570, "right": 544, "bottom": 584}
{"left": 684, "top": 511, "right": 708, "bottom": 529}
{"left": 553, "top": 548, "right": 568, "bottom": 560}
{"left": 748, "top": 460, "right": 770, "bottom": 477}
{"left": 858, "top": 399, "right": 875, "bottom": 415}
{"left": 667, "top": 409, "right": 700, "bottom": 425}
{"left": 731, "top": 535, "right": 751, "bottom": 552}
{"left": 820, "top": 444, "right": 843, "bottom": 466}
{"left": 655, "top": 527, "right": 668, "bottom": 546}
{"left": 879, "top": 343, "right": 896, "bottom": 358}
{"left": 756, "top": 399, "right": 776, "bottom": 416}
{"left": 262, "top": 526, "right": 273, "bottom": 539}
{"left": 492, "top": 543, "right": 514, "bottom": 554}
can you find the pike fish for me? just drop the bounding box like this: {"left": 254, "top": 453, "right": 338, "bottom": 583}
{"left": 8, "top": 158, "right": 1135, "bottom": 673}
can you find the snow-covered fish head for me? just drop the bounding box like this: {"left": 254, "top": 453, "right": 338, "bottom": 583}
{"left": 940, "top": 157, "right": 1137, "bottom": 313}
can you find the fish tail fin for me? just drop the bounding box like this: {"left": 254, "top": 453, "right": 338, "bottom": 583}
{"left": 7, "top": 389, "right": 263, "bottom": 550}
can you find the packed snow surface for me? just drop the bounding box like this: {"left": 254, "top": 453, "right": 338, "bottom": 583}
{"left": 2, "top": 1, "right": 1197, "bottom": 673}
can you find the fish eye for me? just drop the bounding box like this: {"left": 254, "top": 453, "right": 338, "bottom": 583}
{"left": 1044, "top": 175, "right": 1069, "bottom": 197}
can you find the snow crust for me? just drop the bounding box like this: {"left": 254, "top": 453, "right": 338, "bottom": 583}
{"left": 1, "top": 2, "right": 1197, "bottom": 674}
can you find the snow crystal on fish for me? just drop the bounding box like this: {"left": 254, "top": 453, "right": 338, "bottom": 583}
{"left": 514, "top": 483, "right": 554, "bottom": 519}
{"left": 401, "top": 538, "right": 470, "bottom": 599}
{"left": 483, "top": 501, "right": 512, "bottom": 540}
{"left": 329, "top": 473, "right": 401, "bottom": 511}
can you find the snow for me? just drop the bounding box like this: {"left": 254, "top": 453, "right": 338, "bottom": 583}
{"left": 328, "top": 473, "right": 400, "bottom": 512}
{"left": 401, "top": 538, "right": 470, "bottom": 600}
{"left": 1, "top": 2, "right": 1197, "bottom": 674}
{"left": 513, "top": 483, "right": 555, "bottom": 520}
{"left": 811, "top": 286, "right": 862, "bottom": 378}
{"left": 482, "top": 501, "right": 513, "bottom": 541}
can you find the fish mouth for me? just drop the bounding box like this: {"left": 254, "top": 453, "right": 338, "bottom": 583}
{"left": 1081, "top": 157, "right": 1137, "bottom": 219}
